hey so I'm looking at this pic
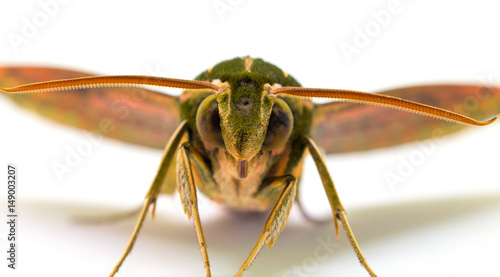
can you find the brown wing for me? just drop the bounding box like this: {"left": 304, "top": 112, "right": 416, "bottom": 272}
{"left": 0, "top": 66, "right": 180, "bottom": 149}
{"left": 311, "top": 84, "right": 500, "bottom": 154}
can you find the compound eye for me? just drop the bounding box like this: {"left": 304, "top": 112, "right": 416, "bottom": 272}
{"left": 196, "top": 94, "right": 225, "bottom": 148}
{"left": 262, "top": 98, "right": 293, "bottom": 151}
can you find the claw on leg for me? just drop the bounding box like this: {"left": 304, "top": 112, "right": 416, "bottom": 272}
{"left": 334, "top": 212, "right": 340, "bottom": 241}
{"left": 305, "top": 136, "right": 377, "bottom": 277}
{"left": 235, "top": 175, "right": 297, "bottom": 277}
{"left": 109, "top": 121, "right": 188, "bottom": 277}
{"left": 178, "top": 143, "right": 212, "bottom": 277}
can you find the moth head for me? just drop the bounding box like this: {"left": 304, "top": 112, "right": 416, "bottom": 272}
{"left": 196, "top": 73, "right": 293, "bottom": 178}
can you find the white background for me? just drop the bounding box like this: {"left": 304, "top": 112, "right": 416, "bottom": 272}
{"left": 1, "top": 1, "right": 500, "bottom": 277}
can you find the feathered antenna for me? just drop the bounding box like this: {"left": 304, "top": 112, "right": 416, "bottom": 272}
{"left": 272, "top": 87, "right": 499, "bottom": 126}
{"left": 0, "top": 75, "right": 220, "bottom": 94}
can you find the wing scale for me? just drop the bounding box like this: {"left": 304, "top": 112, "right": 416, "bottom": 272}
{"left": 311, "top": 85, "right": 500, "bottom": 154}
{"left": 0, "top": 66, "right": 180, "bottom": 149}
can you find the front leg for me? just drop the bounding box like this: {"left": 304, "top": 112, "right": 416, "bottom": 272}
{"left": 235, "top": 174, "right": 297, "bottom": 277}
{"left": 177, "top": 142, "right": 213, "bottom": 277}
{"left": 110, "top": 120, "right": 188, "bottom": 277}
{"left": 304, "top": 136, "right": 377, "bottom": 277}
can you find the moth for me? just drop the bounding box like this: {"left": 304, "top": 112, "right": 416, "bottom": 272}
{"left": 1, "top": 57, "right": 499, "bottom": 277}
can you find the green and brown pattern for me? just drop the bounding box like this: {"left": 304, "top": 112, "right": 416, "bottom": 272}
{"left": 0, "top": 67, "right": 180, "bottom": 149}
{"left": 312, "top": 85, "right": 500, "bottom": 153}
{"left": 2, "top": 57, "right": 499, "bottom": 277}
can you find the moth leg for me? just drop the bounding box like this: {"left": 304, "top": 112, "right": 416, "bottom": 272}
{"left": 72, "top": 205, "right": 142, "bottom": 224}
{"left": 295, "top": 195, "right": 330, "bottom": 224}
{"left": 304, "top": 136, "right": 377, "bottom": 277}
{"left": 76, "top": 151, "right": 179, "bottom": 225}
{"left": 235, "top": 174, "right": 297, "bottom": 277}
{"left": 177, "top": 142, "right": 212, "bottom": 277}
{"left": 109, "top": 121, "right": 188, "bottom": 277}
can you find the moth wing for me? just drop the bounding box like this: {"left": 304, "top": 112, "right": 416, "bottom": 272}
{"left": 0, "top": 66, "right": 180, "bottom": 149}
{"left": 311, "top": 84, "right": 500, "bottom": 154}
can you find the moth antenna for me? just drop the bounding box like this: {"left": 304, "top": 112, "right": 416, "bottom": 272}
{"left": 0, "top": 75, "right": 220, "bottom": 94}
{"left": 272, "top": 87, "right": 499, "bottom": 126}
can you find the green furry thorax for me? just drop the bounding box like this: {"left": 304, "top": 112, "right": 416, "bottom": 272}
{"left": 195, "top": 57, "right": 301, "bottom": 87}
